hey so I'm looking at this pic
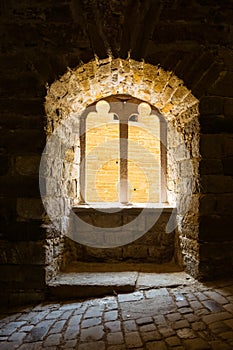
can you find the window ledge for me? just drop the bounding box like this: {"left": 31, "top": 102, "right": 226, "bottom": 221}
{"left": 73, "top": 202, "right": 176, "bottom": 213}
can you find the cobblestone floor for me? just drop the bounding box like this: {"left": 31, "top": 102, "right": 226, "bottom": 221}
{"left": 0, "top": 280, "right": 233, "bottom": 349}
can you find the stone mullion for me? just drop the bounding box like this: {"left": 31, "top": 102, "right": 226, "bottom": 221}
{"left": 160, "top": 117, "right": 167, "bottom": 203}
{"left": 119, "top": 119, "right": 128, "bottom": 204}
{"left": 118, "top": 100, "right": 141, "bottom": 204}
{"left": 80, "top": 108, "right": 91, "bottom": 204}
{"left": 80, "top": 116, "right": 86, "bottom": 204}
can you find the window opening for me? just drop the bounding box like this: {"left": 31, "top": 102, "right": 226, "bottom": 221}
{"left": 80, "top": 95, "right": 166, "bottom": 205}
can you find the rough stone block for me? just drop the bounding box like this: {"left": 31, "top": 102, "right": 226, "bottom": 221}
{"left": 123, "top": 245, "right": 148, "bottom": 260}
{"left": 45, "top": 4, "right": 72, "bottom": 22}
{"left": 83, "top": 246, "right": 123, "bottom": 261}
{"left": 1, "top": 221, "right": 46, "bottom": 241}
{"left": 0, "top": 241, "right": 45, "bottom": 265}
{"left": 179, "top": 216, "right": 199, "bottom": 240}
{"left": 136, "top": 230, "right": 171, "bottom": 246}
{"left": 200, "top": 159, "right": 223, "bottom": 175}
{"left": 122, "top": 215, "right": 145, "bottom": 231}
{"left": 0, "top": 98, "right": 39, "bottom": 115}
{"left": 222, "top": 157, "right": 233, "bottom": 175}
{"left": 0, "top": 155, "right": 10, "bottom": 175}
{"left": 199, "top": 195, "right": 216, "bottom": 215}
{"left": 222, "top": 135, "right": 233, "bottom": 157}
{"left": 15, "top": 156, "right": 40, "bottom": 176}
{"left": 210, "top": 71, "right": 233, "bottom": 97}
{"left": 199, "top": 215, "right": 233, "bottom": 241}
{"left": 171, "top": 86, "right": 189, "bottom": 104}
{"left": 17, "top": 198, "right": 44, "bottom": 220}
{"left": 200, "top": 96, "right": 224, "bottom": 115}
{"left": 219, "top": 47, "right": 233, "bottom": 68}
{"left": 193, "top": 62, "right": 223, "bottom": 98}
{"left": 2, "top": 129, "right": 45, "bottom": 154}
{"left": 179, "top": 159, "right": 194, "bottom": 177}
{"left": 0, "top": 175, "right": 40, "bottom": 197}
{"left": 201, "top": 114, "right": 233, "bottom": 133}
{"left": 182, "top": 255, "right": 199, "bottom": 279}
{"left": 224, "top": 98, "right": 233, "bottom": 116}
{"left": 215, "top": 194, "right": 233, "bottom": 215}
{"left": 0, "top": 265, "right": 45, "bottom": 289}
{"left": 0, "top": 289, "right": 44, "bottom": 307}
{"left": 179, "top": 236, "right": 199, "bottom": 259}
{"left": 1, "top": 73, "right": 42, "bottom": 98}
{"left": 201, "top": 175, "right": 233, "bottom": 193}
{"left": 92, "top": 214, "right": 122, "bottom": 228}
{"left": 200, "top": 242, "right": 233, "bottom": 260}
{"left": 200, "top": 134, "right": 222, "bottom": 158}
{"left": 148, "top": 245, "right": 173, "bottom": 263}
{"left": 173, "top": 144, "right": 189, "bottom": 161}
{"left": 183, "top": 338, "right": 210, "bottom": 350}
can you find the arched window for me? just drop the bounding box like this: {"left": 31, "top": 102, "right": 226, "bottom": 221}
{"left": 80, "top": 95, "right": 167, "bottom": 205}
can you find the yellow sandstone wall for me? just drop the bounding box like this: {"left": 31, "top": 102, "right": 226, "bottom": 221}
{"left": 86, "top": 109, "right": 160, "bottom": 203}
{"left": 128, "top": 123, "right": 160, "bottom": 203}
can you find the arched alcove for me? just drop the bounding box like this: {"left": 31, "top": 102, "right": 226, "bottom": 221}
{"left": 41, "top": 57, "right": 200, "bottom": 281}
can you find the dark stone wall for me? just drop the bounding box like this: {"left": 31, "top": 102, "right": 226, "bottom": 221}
{"left": 1, "top": 0, "right": 233, "bottom": 305}
{"left": 70, "top": 208, "right": 176, "bottom": 264}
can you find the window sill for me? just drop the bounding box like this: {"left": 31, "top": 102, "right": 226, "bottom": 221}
{"left": 73, "top": 202, "right": 176, "bottom": 213}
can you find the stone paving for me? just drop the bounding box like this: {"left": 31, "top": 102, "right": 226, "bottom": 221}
{"left": 0, "top": 280, "right": 233, "bottom": 349}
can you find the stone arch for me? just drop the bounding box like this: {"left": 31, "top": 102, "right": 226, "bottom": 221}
{"left": 43, "top": 57, "right": 200, "bottom": 280}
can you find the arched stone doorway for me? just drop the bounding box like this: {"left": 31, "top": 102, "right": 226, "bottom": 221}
{"left": 41, "top": 57, "right": 200, "bottom": 283}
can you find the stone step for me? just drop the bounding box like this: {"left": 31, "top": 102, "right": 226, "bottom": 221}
{"left": 47, "top": 262, "right": 194, "bottom": 300}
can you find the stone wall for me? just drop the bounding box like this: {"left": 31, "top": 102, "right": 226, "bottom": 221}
{"left": 44, "top": 58, "right": 199, "bottom": 280}
{"left": 70, "top": 207, "right": 176, "bottom": 263}
{"left": 1, "top": 0, "right": 232, "bottom": 305}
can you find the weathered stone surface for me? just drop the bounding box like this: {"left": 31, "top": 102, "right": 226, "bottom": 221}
{"left": 71, "top": 208, "right": 175, "bottom": 264}
{"left": 25, "top": 320, "right": 55, "bottom": 342}
{"left": 146, "top": 341, "right": 167, "bottom": 350}
{"left": 0, "top": 265, "right": 45, "bottom": 289}
{"left": 200, "top": 96, "right": 224, "bottom": 115}
{"left": 223, "top": 157, "right": 233, "bottom": 175}
{"left": 201, "top": 175, "right": 233, "bottom": 193}
{"left": 48, "top": 270, "right": 137, "bottom": 299}
{"left": 104, "top": 310, "right": 118, "bottom": 322}
{"left": 137, "top": 272, "right": 194, "bottom": 289}
{"left": 224, "top": 98, "right": 233, "bottom": 116}
{"left": 1, "top": 0, "right": 233, "bottom": 303}
{"left": 78, "top": 342, "right": 105, "bottom": 350}
{"left": 199, "top": 215, "right": 233, "bottom": 241}
{"left": 202, "top": 312, "right": 232, "bottom": 325}
{"left": 15, "top": 156, "right": 41, "bottom": 176}
{"left": 80, "top": 325, "right": 104, "bottom": 342}
{"left": 107, "top": 332, "right": 124, "bottom": 344}
{"left": 183, "top": 338, "right": 210, "bottom": 350}
{"left": 125, "top": 331, "right": 143, "bottom": 348}
{"left": 0, "top": 241, "right": 45, "bottom": 265}
{"left": 199, "top": 243, "right": 233, "bottom": 261}
{"left": 222, "top": 135, "right": 233, "bottom": 157}
{"left": 16, "top": 198, "right": 44, "bottom": 220}
{"left": 200, "top": 159, "right": 223, "bottom": 175}
{"left": 200, "top": 134, "right": 223, "bottom": 158}
{"left": 120, "top": 296, "right": 175, "bottom": 319}
{"left": 202, "top": 300, "right": 223, "bottom": 313}
{"left": 199, "top": 195, "right": 216, "bottom": 215}
{"left": 1, "top": 279, "right": 233, "bottom": 348}
{"left": 210, "top": 72, "right": 233, "bottom": 97}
